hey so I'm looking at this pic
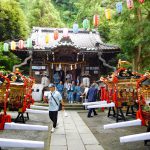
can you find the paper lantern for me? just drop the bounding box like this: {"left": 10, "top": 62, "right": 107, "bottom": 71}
{"left": 126, "top": 0, "right": 134, "bottom": 9}
{"left": 18, "top": 40, "right": 24, "bottom": 49}
{"left": 26, "top": 38, "right": 32, "bottom": 48}
{"left": 70, "top": 65, "right": 73, "bottom": 70}
{"left": 116, "top": 2, "right": 123, "bottom": 14}
{"left": 138, "top": 0, "right": 144, "bottom": 3}
{"left": 93, "top": 15, "right": 99, "bottom": 27}
{"left": 105, "top": 9, "right": 111, "bottom": 20}
{"left": 63, "top": 28, "right": 68, "bottom": 37}
{"left": 54, "top": 30, "right": 59, "bottom": 40}
{"left": 73, "top": 23, "right": 79, "bottom": 33}
{"left": 3, "top": 43, "right": 9, "bottom": 52}
{"left": 45, "top": 34, "right": 50, "bottom": 44}
{"left": 51, "top": 63, "right": 54, "bottom": 69}
{"left": 59, "top": 63, "right": 62, "bottom": 69}
{"left": 83, "top": 18, "right": 90, "bottom": 30}
{"left": 11, "top": 41, "right": 16, "bottom": 50}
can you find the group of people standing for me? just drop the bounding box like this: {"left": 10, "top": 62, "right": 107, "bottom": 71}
{"left": 55, "top": 79, "right": 100, "bottom": 118}
{"left": 57, "top": 80, "right": 84, "bottom": 104}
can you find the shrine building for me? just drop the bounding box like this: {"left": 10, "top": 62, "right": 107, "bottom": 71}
{"left": 12, "top": 27, "right": 120, "bottom": 83}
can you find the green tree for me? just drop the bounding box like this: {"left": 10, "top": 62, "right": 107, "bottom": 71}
{"left": 0, "top": 0, "right": 29, "bottom": 41}
{"left": 109, "top": 1, "right": 150, "bottom": 72}
{"left": 29, "top": 0, "right": 64, "bottom": 28}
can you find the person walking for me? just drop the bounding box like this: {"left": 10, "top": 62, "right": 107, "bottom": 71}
{"left": 86, "top": 83, "right": 98, "bottom": 117}
{"left": 44, "top": 83, "right": 64, "bottom": 133}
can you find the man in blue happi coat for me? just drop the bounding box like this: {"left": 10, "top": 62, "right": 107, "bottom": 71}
{"left": 75, "top": 82, "right": 82, "bottom": 103}
{"left": 87, "top": 83, "right": 98, "bottom": 117}
{"left": 67, "top": 81, "right": 75, "bottom": 103}
{"left": 56, "top": 81, "right": 64, "bottom": 97}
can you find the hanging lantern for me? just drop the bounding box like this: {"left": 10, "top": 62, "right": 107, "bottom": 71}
{"left": 93, "top": 15, "right": 99, "bottom": 27}
{"left": 63, "top": 28, "right": 68, "bottom": 37}
{"left": 82, "top": 54, "right": 85, "bottom": 61}
{"left": 138, "top": 0, "right": 144, "bottom": 3}
{"left": 71, "top": 65, "right": 73, "bottom": 70}
{"left": 73, "top": 22, "right": 79, "bottom": 34}
{"left": 18, "top": 40, "right": 24, "bottom": 49}
{"left": 45, "top": 34, "right": 50, "bottom": 44}
{"left": 47, "top": 54, "right": 49, "bottom": 61}
{"left": 52, "top": 52, "right": 55, "bottom": 61}
{"left": 126, "top": 0, "right": 134, "bottom": 9}
{"left": 54, "top": 30, "right": 59, "bottom": 40}
{"left": 59, "top": 63, "right": 62, "bottom": 70}
{"left": 83, "top": 18, "right": 90, "bottom": 30}
{"left": 75, "top": 64, "right": 77, "bottom": 69}
{"left": 3, "top": 43, "right": 9, "bottom": 52}
{"left": 51, "top": 63, "right": 54, "bottom": 69}
{"left": 11, "top": 41, "right": 16, "bottom": 50}
{"left": 77, "top": 53, "right": 79, "bottom": 61}
{"left": 26, "top": 38, "right": 32, "bottom": 48}
{"left": 105, "top": 9, "right": 111, "bottom": 20}
{"left": 116, "top": 2, "right": 123, "bottom": 14}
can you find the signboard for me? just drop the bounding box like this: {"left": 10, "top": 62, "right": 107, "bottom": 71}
{"left": 32, "top": 66, "right": 46, "bottom": 70}
{"left": 85, "top": 66, "right": 99, "bottom": 71}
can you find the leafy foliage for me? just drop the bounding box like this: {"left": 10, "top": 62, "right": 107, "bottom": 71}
{"left": 26, "top": 0, "right": 64, "bottom": 28}
{"left": 0, "top": 0, "right": 29, "bottom": 41}
{"left": 0, "top": 42, "right": 21, "bottom": 71}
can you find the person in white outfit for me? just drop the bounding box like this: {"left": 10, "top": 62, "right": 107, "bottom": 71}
{"left": 41, "top": 73, "right": 50, "bottom": 98}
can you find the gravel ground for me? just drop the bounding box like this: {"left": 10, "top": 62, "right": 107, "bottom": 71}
{"left": 0, "top": 109, "right": 150, "bottom": 150}
{"left": 79, "top": 110, "right": 150, "bottom": 150}
{"left": 0, "top": 111, "right": 51, "bottom": 150}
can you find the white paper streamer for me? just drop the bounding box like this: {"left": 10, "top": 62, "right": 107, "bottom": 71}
{"left": 26, "top": 108, "right": 49, "bottom": 114}
{"left": 4, "top": 122, "right": 48, "bottom": 131}
{"left": 30, "top": 105, "right": 48, "bottom": 110}
{"left": 120, "top": 132, "right": 150, "bottom": 143}
{"left": 87, "top": 102, "right": 115, "bottom": 109}
{"left": 0, "top": 138, "right": 44, "bottom": 148}
{"left": 83, "top": 101, "right": 107, "bottom": 106}
{"left": 104, "top": 119, "right": 141, "bottom": 129}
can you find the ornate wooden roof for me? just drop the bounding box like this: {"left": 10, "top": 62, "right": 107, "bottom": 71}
{"left": 31, "top": 27, "right": 120, "bottom": 54}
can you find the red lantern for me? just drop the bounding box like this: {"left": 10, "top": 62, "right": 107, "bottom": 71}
{"left": 126, "top": 0, "right": 134, "bottom": 9}
{"left": 138, "top": 0, "right": 144, "bottom": 3}
{"left": 93, "top": 15, "right": 99, "bottom": 27}
{"left": 54, "top": 30, "right": 59, "bottom": 40}
{"left": 18, "top": 40, "right": 24, "bottom": 49}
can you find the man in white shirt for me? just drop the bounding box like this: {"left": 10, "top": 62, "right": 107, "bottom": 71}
{"left": 44, "top": 83, "right": 64, "bottom": 133}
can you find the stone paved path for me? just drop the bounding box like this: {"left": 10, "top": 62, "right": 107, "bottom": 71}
{"left": 50, "top": 111, "right": 104, "bottom": 150}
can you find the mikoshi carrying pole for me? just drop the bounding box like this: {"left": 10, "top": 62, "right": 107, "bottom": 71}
{"left": 87, "top": 102, "right": 115, "bottom": 109}
{"left": 120, "top": 132, "right": 150, "bottom": 143}
{"left": 104, "top": 119, "right": 141, "bottom": 129}
{"left": 30, "top": 105, "right": 48, "bottom": 110}
{"left": 4, "top": 122, "right": 48, "bottom": 131}
{"left": 26, "top": 109, "right": 49, "bottom": 114}
{"left": 83, "top": 101, "right": 107, "bottom": 106}
{"left": 0, "top": 138, "right": 44, "bottom": 148}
